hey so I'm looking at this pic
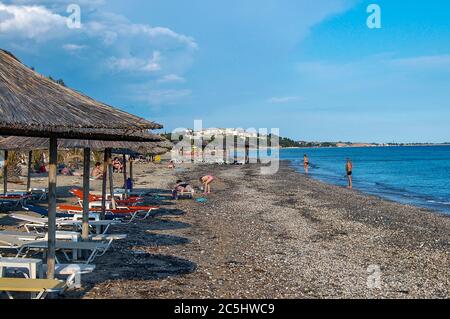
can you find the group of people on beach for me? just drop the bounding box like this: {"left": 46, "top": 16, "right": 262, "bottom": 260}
{"left": 172, "top": 175, "right": 215, "bottom": 199}
{"left": 303, "top": 154, "right": 353, "bottom": 189}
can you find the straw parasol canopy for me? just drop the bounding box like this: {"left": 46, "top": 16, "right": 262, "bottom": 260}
{"left": 0, "top": 49, "right": 162, "bottom": 139}
{"left": 0, "top": 47, "right": 166, "bottom": 280}
{"left": 0, "top": 135, "right": 170, "bottom": 151}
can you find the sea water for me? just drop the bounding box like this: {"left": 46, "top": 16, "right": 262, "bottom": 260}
{"left": 281, "top": 146, "right": 450, "bottom": 214}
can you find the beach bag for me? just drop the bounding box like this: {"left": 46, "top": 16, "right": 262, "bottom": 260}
{"left": 126, "top": 178, "right": 133, "bottom": 190}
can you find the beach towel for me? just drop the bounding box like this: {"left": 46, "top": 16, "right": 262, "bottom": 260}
{"left": 196, "top": 198, "right": 208, "bottom": 203}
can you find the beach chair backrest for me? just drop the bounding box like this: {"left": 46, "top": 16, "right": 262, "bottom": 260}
{"left": 70, "top": 188, "right": 99, "bottom": 202}
{"left": 10, "top": 214, "right": 47, "bottom": 224}
{"left": 23, "top": 205, "right": 49, "bottom": 217}
{"left": 23, "top": 205, "right": 74, "bottom": 219}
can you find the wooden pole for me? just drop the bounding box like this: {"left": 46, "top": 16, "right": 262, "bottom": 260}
{"left": 222, "top": 136, "right": 227, "bottom": 164}
{"left": 234, "top": 136, "right": 238, "bottom": 163}
{"left": 191, "top": 137, "right": 195, "bottom": 163}
{"left": 82, "top": 148, "right": 91, "bottom": 241}
{"left": 47, "top": 136, "right": 57, "bottom": 279}
{"left": 122, "top": 154, "right": 128, "bottom": 199}
{"left": 257, "top": 133, "right": 261, "bottom": 164}
{"left": 3, "top": 150, "right": 8, "bottom": 194}
{"left": 101, "top": 149, "right": 108, "bottom": 221}
{"left": 129, "top": 157, "right": 134, "bottom": 191}
{"left": 245, "top": 137, "right": 250, "bottom": 164}
{"left": 108, "top": 151, "right": 117, "bottom": 210}
{"left": 27, "top": 151, "right": 32, "bottom": 191}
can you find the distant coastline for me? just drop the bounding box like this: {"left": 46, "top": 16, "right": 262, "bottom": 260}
{"left": 280, "top": 143, "right": 450, "bottom": 149}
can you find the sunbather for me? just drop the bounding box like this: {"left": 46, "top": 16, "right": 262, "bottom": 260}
{"left": 91, "top": 162, "right": 103, "bottom": 180}
{"left": 112, "top": 157, "right": 123, "bottom": 173}
{"left": 58, "top": 164, "right": 73, "bottom": 176}
{"left": 173, "top": 180, "right": 194, "bottom": 199}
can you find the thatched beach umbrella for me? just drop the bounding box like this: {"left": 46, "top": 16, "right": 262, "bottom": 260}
{"left": 0, "top": 136, "right": 170, "bottom": 232}
{"left": 0, "top": 50, "right": 161, "bottom": 137}
{"left": 0, "top": 49, "right": 163, "bottom": 279}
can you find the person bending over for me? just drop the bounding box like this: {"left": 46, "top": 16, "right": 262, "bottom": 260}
{"left": 199, "top": 175, "right": 215, "bottom": 195}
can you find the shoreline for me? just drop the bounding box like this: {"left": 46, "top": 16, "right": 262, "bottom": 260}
{"left": 285, "top": 159, "right": 450, "bottom": 216}
{"left": 281, "top": 144, "right": 450, "bottom": 149}
{"left": 1, "top": 161, "right": 449, "bottom": 298}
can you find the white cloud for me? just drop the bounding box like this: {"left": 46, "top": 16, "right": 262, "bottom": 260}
{"left": 145, "top": 89, "right": 191, "bottom": 105}
{"left": 157, "top": 74, "right": 186, "bottom": 84}
{"left": 62, "top": 43, "right": 86, "bottom": 51}
{"left": 388, "top": 54, "right": 450, "bottom": 70}
{"left": 0, "top": 2, "right": 67, "bottom": 40}
{"left": 130, "top": 84, "right": 192, "bottom": 106}
{"left": 2, "top": 0, "right": 105, "bottom": 9}
{"left": 108, "top": 51, "right": 162, "bottom": 73}
{"left": 0, "top": 1, "right": 198, "bottom": 59}
{"left": 268, "top": 96, "right": 303, "bottom": 104}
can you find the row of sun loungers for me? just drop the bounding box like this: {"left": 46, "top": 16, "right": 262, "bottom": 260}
{"left": 0, "top": 189, "right": 48, "bottom": 209}
{"left": 0, "top": 187, "right": 163, "bottom": 299}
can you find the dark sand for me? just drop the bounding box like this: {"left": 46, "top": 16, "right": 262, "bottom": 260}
{"left": 1, "top": 161, "right": 449, "bottom": 299}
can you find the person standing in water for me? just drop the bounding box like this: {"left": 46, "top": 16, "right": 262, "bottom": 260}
{"left": 346, "top": 158, "right": 353, "bottom": 189}
{"left": 303, "top": 154, "right": 310, "bottom": 176}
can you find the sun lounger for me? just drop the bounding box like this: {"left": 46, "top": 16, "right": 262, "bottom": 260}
{"left": 0, "top": 194, "right": 31, "bottom": 207}
{"left": 114, "top": 188, "right": 151, "bottom": 197}
{"left": 175, "top": 190, "right": 194, "bottom": 200}
{"left": 70, "top": 188, "right": 144, "bottom": 206}
{"left": 0, "top": 231, "right": 82, "bottom": 260}
{"left": 42, "top": 264, "right": 96, "bottom": 289}
{"left": 29, "top": 188, "right": 48, "bottom": 201}
{"left": 10, "top": 214, "right": 120, "bottom": 235}
{"left": 16, "top": 241, "right": 109, "bottom": 265}
{"left": 0, "top": 277, "right": 66, "bottom": 299}
{"left": 58, "top": 203, "right": 159, "bottom": 222}
{"left": 25, "top": 204, "right": 101, "bottom": 222}
{"left": 23, "top": 204, "right": 86, "bottom": 219}
{"left": 9, "top": 214, "right": 77, "bottom": 233}
{"left": 0, "top": 235, "right": 34, "bottom": 254}
{"left": 85, "top": 202, "right": 160, "bottom": 219}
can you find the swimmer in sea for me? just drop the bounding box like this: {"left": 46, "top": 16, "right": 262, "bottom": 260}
{"left": 303, "top": 154, "right": 310, "bottom": 176}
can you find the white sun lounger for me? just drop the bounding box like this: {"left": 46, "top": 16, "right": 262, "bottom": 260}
{"left": 16, "top": 240, "right": 109, "bottom": 265}
{"left": 10, "top": 214, "right": 121, "bottom": 235}
{"left": 42, "top": 264, "right": 96, "bottom": 289}
{"left": 0, "top": 236, "right": 33, "bottom": 257}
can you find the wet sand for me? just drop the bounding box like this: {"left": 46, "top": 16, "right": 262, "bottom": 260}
{"left": 1, "top": 161, "right": 449, "bottom": 299}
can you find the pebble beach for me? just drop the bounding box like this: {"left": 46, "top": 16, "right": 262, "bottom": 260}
{"left": 1, "top": 160, "right": 449, "bottom": 299}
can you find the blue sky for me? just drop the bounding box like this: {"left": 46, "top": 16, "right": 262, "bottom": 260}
{"left": 1, "top": 0, "right": 449, "bottom": 143}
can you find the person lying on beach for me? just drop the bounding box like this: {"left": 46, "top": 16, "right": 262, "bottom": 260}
{"left": 59, "top": 165, "right": 73, "bottom": 176}
{"left": 200, "top": 175, "right": 215, "bottom": 194}
{"left": 168, "top": 160, "right": 175, "bottom": 169}
{"left": 346, "top": 158, "right": 353, "bottom": 189}
{"left": 172, "top": 180, "right": 195, "bottom": 198}
{"left": 91, "top": 162, "right": 103, "bottom": 180}
{"left": 304, "top": 154, "right": 309, "bottom": 176}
